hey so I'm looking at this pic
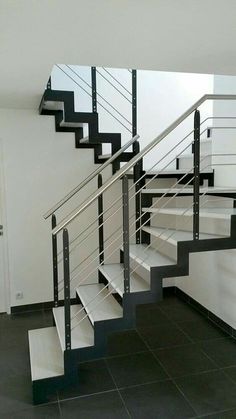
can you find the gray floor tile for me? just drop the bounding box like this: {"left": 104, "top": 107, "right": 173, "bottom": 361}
{"left": 106, "top": 351, "right": 168, "bottom": 387}
{"left": 120, "top": 380, "right": 195, "bottom": 418}
{"left": 200, "top": 338, "right": 236, "bottom": 367}
{"left": 176, "top": 370, "right": 236, "bottom": 416}
{"left": 138, "top": 323, "right": 192, "bottom": 349}
{"left": 178, "top": 318, "right": 228, "bottom": 342}
{"left": 60, "top": 390, "right": 129, "bottom": 419}
{"left": 154, "top": 343, "right": 217, "bottom": 378}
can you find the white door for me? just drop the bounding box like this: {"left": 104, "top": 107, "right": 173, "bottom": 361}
{"left": 0, "top": 140, "right": 7, "bottom": 313}
{"left": 0, "top": 223, "right": 5, "bottom": 312}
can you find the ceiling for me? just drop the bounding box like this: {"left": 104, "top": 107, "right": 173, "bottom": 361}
{"left": 1, "top": 0, "right": 236, "bottom": 109}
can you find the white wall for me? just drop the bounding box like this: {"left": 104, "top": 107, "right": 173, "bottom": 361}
{"left": 0, "top": 108, "right": 108, "bottom": 307}
{"left": 1, "top": 0, "right": 236, "bottom": 109}
{"left": 212, "top": 75, "right": 236, "bottom": 187}
{"left": 175, "top": 75, "right": 236, "bottom": 329}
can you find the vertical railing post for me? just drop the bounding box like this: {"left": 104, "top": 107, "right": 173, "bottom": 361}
{"left": 133, "top": 142, "right": 141, "bottom": 244}
{"left": 132, "top": 69, "right": 142, "bottom": 244}
{"left": 132, "top": 69, "right": 137, "bottom": 137}
{"left": 98, "top": 174, "right": 104, "bottom": 267}
{"left": 91, "top": 67, "right": 97, "bottom": 113}
{"left": 47, "top": 77, "right": 51, "bottom": 90}
{"left": 122, "top": 175, "right": 130, "bottom": 293}
{"left": 193, "top": 109, "right": 200, "bottom": 240}
{"left": 51, "top": 214, "right": 59, "bottom": 307}
{"left": 63, "top": 228, "right": 71, "bottom": 351}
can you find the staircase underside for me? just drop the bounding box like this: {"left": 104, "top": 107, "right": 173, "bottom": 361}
{"left": 29, "top": 87, "right": 236, "bottom": 404}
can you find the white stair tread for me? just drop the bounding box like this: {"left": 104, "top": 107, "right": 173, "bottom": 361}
{"left": 79, "top": 136, "right": 89, "bottom": 144}
{"left": 178, "top": 153, "right": 210, "bottom": 159}
{"left": 142, "top": 207, "right": 236, "bottom": 220}
{"left": 60, "top": 121, "right": 83, "bottom": 128}
{"left": 43, "top": 101, "right": 64, "bottom": 111}
{"left": 98, "top": 154, "right": 112, "bottom": 160}
{"left": 142, "top": 226, "right": 225, "bottom": 244}
{"left": 53, "top": 305, "right": 94, "bottom": 351}
{"left": 76, "top": 284, "right": 123, "bottom": 324}
{"left": 142, "top": 187, "right": 236, "bottom": 194}
{"left": 99, "top": 263, "right": 150, "bottom": 296}
{"left": 146, "top": 169, "right": 213, "bottom": 176}
{"left": 129, "top": 244, "right": 175, "bottom": 271}
{"left": 28, "top": 327, "right": 64, "bottom": 381}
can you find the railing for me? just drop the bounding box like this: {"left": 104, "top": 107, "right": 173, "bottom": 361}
{"left": 48, "top": 93, "right": 236, "bottom": 352}
{"left": 54, "top": 65, "right": 136, "bottom": 135}
{"left": 44, "top": 134, "right": 139, "bottom": 220}
{"left": 46, "top": 65, "right": 140, "bottom": 232}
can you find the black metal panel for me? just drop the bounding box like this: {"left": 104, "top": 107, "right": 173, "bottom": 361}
{"left": 133, "top": 141, "right": 141, "bottom": 244}
{"left": 122, "top": 175, "right": 130, "bottom": 293}
{"left": 97, "top": 174, "right": 106, "bottom": 284}
{"left": 51, "top": 215, "right": 59, "bottom": 307}
{"left": 91, "top": 67, "right": 97, "bottom": 113}
{"left": 132, "top": 70, "right": 137, "bottom": 138}
{"left": 47, "top": 77, "right": 51, "bottom": 90}
{"left": 193, "top": 110, "right": 200, "bottom": 240}
{"left": 63, "top": 229, "right": 71, "bottom": 352}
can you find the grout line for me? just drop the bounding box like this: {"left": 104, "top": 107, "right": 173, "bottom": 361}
{"left": 158, "top": 305, "right": 195, "bottom": 344}
{"left": 104, "top": 358, "right": 132, "bottom": 418}
{"left": 196, "top": 407, "right": 236, "bottom": 418}
{"left": 136, "top": 328, "right": 198, "bottom": 417}
{"left": 58, "top": 388, "right": 117, "bottom": 403}
{"left": 145, "top": 339, "right": 198, "bottom": 417}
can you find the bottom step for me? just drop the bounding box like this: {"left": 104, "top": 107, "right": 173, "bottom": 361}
{"left": 28, "top": 327, "right": 64, "bottom": 381}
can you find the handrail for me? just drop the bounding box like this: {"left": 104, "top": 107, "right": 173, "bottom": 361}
{"left": 52, "top": 94, "right": 236, "bottom": 235}
{"left": 44, "top": 134, "right": 139, "bottom": 219}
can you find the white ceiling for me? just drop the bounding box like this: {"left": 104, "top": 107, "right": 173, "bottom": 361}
{"left": 1, "top": 0, "right": 236, "bottom": 109}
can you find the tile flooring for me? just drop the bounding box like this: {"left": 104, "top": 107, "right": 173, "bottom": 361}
{"left": 1, "top": 293, "right": 236, "bottom": 418}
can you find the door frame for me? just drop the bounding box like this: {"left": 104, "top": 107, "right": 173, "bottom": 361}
{"left": 0, "top": 138, "right": 10, "bottom": 314}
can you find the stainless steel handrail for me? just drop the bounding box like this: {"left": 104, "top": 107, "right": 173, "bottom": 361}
{"left": 52, "top": 94, "right": 236, "bottom": 235}
{"left": 44, "top": 134, "right": 139, "bottom": 219}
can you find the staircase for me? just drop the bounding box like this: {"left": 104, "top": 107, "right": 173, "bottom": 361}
{"left": 28, "top": 68, "right": 236, "bottom": 403}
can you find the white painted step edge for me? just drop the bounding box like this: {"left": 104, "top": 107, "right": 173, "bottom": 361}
{"left": 127, "top": 244, "right": 175, "bottom": 271}
{"left": 76, "top": 284, "right": 123, "bottom": 325}
{"left": 142, "top": 226, "right": 226, "bottom": 244}
{"left": 142, "top": 207, "right": 235, "bottom": 220}
{"left": 53, "top": 304, "right": 94, "bottom": 351}
{"left": 98, "top": 154, "right": 112, "bottom": 160}
{"left": 99, "top": 263, "right": 150, "bottom": 296}
{"left": 28, "top": 327, "right": 64, "bottom": 381}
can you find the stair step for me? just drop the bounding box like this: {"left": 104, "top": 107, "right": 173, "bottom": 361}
{"left": 98, "top": 154, "right": 112, "bottom": 160}
{"left": 141, "top": 186, "right": 236, "bottom": 195}
{"left": 146, "top": 169, "right": 213, "bottom": 176}
{"left": 28, "top": 327, "right": 64, "bottom": 381}
{"left": 43, "top": 101, "right": 64, "bottom": 111}
{"left": 53, "top": 304, "right": 94, "bottom": 351}
{"left": 60, "top": 121, "right": 84, "bottom": 128}
{"left": 142, "top": 226, "right": 225, "bottom": 244}
{"left": 99, "top": 263, "right": 150, "bottom": 296}
{"left": 79, "top": 136, "right": 89, "bottom": 144}
{"left": 142, "top": 207, "right": 236, "bottom": 220}
{"left": 76, "top": 284, "right": 123, "bottom": 325}
{"left": 128, "top": 244, "right": 175, "bottom": 271}
{"left": 178, "top": 154, "right": 211, "bottom": 170}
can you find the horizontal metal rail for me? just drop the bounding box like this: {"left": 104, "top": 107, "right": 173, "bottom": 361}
{"left": 52, "top": 94, "right": 236, "bottom": 235}
{"left": 44, "top": 135, "right": 139, "bottom": 219}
